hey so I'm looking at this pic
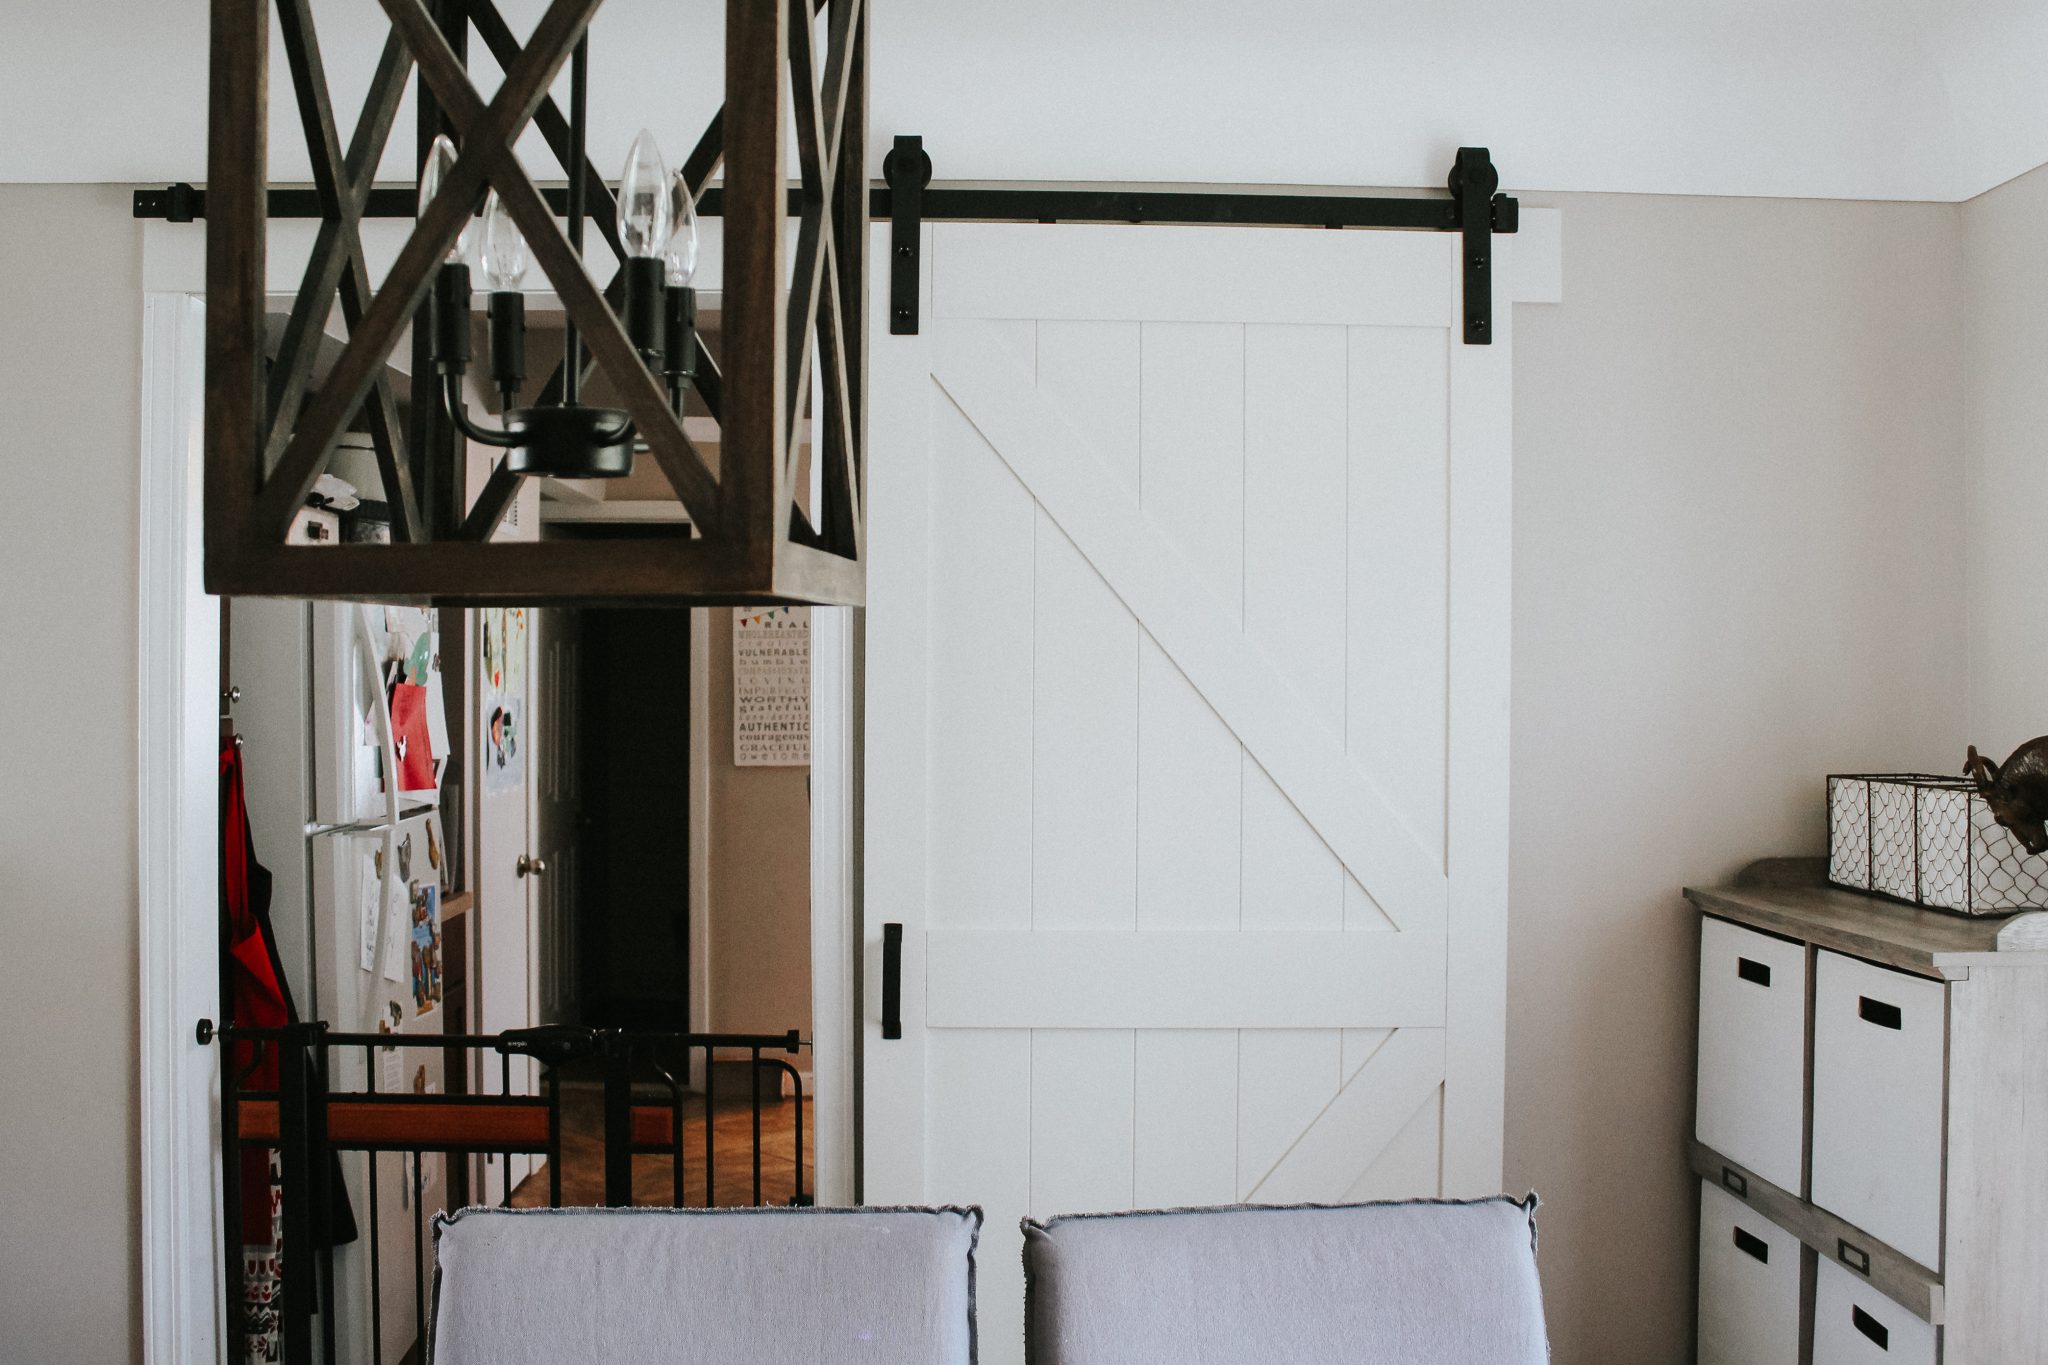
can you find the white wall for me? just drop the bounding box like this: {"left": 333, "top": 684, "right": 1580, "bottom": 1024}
{"left": 1509, "top": 190, "right": 1968, "bottom": 1361}
{"left": 5, "top": 0, "right": 2048, "bottom": 200}
{"left": 0, "top": 184, "right": 145, "bottom": 1360}
{"left": 1961, "top": 160, "right": 2048, "bottom": 757}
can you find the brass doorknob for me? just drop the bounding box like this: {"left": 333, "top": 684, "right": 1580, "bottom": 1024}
{"left": 516, "top": 854, "right": 547, "bottom": 878}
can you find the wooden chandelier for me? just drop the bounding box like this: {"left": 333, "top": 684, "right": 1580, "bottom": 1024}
{"left": 205, "top": 0, "right": 868, "bottom": 605}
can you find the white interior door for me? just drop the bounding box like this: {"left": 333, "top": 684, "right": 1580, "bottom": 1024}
{"left": 533, "top": 608, "right": 582, "bottom": 1027}
{"left": 471, "top": 401, "right": 547, "bottom": 1188}
{"left": 865, "top": 217, "right": 1550, "bottom": 1361}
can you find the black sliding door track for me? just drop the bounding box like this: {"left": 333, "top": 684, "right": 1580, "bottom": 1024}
{"left": 136, "top": 144, "right": 1516, "bottom": 344}
{"left": 132, "top": 180, "right": 1517, "bottom": 233}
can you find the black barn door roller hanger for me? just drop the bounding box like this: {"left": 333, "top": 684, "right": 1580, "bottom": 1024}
{"left": 879, "top": 137, "right": 1516, "bottom": 344}
{"left": 137, "top": 138, "right": 1518, "bottom": 345}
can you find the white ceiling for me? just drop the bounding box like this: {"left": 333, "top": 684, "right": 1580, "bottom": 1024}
{"left": 3, "top": 0, "right": 2045, "bottom": 202}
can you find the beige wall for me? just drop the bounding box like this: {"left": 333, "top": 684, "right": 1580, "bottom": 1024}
{"left": 1508, "top": 191, "right": 1968, "bottom": 1361}
{"left": 702, "top": 607, "right": 814, "bottom": 1040}
{"left": 0, "top": 180, "right": 2004, "bottom": 1358}
{"left": 1961, "top": 160, "right": 2048, "bottom": 757}
{"left": 0, "top": 184, "right": 144, "bottom": 1359}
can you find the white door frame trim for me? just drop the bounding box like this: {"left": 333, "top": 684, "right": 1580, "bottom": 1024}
{"left": 809, "top": 605, "right": 861, "bottom": 1206}
{"left": 137, "top": 289, "right": 225, "bottom": 1365}
{"left": 688, "top": 609, "right": 713, "bottom": 1077}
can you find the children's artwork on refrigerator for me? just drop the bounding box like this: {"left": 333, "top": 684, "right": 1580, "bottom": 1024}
{"left": 376, "top": 828, "right": 414, "bottom": 984}
{"left": 480, "top": 607, "right": 528, "bottom": 794}
{"left": 410, "top": 882, "right": 442, "bottom": 1015}
{"left": 379, "top": 606, "right": 447, "bottom": 798}
{"left": 377, "top": 1001, "right": 404, "bottom": 1092}
{"left": 358, "top": 848, "right": 381, "bottom": 971}
{"left": 380, "top": 870, "right": 408, "bottom": 984}
{"left": 356, "top": 605, "right": 448, "bottom": 802}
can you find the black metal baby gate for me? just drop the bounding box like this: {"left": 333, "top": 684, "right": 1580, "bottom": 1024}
{"left": 198, "top": 1020, "right": 809, "bottom": 1365}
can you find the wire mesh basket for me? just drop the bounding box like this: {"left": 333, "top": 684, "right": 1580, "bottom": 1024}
{"left": 1828, "top": 773, "right": 2048, "bottom": 916}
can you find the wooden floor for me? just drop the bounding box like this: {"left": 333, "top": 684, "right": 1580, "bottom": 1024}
{"left": 508, "top": 1082, "right": 814, "bottom": 1209}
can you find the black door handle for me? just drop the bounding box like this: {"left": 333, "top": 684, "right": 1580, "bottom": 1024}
{"left": 882, "top": 923, "right": 903, "bottom": 1040}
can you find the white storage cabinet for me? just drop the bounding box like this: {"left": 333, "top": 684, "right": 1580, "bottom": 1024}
{"left": 1685, "top": 858, "right": 2048, "bottom": 1363}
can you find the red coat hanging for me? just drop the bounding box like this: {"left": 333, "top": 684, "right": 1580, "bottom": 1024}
{"left": 222, "top": 742, "right": 287, "bottom": 1244}
{"left": 221, "top": 742, "right": 357, "bottom": 1247}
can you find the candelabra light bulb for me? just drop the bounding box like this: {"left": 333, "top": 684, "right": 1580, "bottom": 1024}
{"left": 617, "top": 128, "right": 671, "bottom": 258}
{"left": 664, "top": 170, "right": 700, "bottom": 287}
{"left": 418, "top": 133, "right": 469, "bottom": 265}
{"left": 479, "top": 190, "right": 529, "bottom": 291}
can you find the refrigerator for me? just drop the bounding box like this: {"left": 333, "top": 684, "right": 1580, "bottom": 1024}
{"left": 230, "top": 597, "right": 454, "bottom": 1364}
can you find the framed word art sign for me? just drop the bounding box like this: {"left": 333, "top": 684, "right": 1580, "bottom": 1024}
{"left": 733, "top": 607, "right": 810, "bottom": 766}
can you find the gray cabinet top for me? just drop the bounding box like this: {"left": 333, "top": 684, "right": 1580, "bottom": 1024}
{"left": 1684, "top": 859, "right": 2048, "bottom": 980}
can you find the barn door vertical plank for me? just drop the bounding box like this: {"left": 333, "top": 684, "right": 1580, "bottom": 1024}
{"left": 1442, "top": 250, "right": 1515, "bottom": 1196}
{"left": 861, "top": 219, "right": 934, "bottom": 1203}
{"left": 1241, "top": 323, "right": 1348, "bottom": 934}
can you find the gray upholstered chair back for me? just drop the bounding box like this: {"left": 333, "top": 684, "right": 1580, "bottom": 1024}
{"left": 1021, "top": 1196, "right": 1547, "bottom": 1365}
{"left": 431, "top": 1204, "right": 982, "bottom": 1364}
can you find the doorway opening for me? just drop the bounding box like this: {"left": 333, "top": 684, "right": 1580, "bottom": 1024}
{"left": 179, "top": 292, "right": 851, "bottom": 1363}
{"left": 526, "top": 603, "right": 817, "bottom": 1210}
{"left": 537, "top": 607, "right": 695, "bottom": 1035}
{"left": 213, "top": 590, "right": 830, "bottom": 1362}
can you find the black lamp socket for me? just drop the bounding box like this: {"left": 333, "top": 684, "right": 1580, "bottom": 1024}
{"left": 487, "top": 291, "right": 525, "bottom": 399}
{"left": 430, "top": 263, "right": 472, "bottom": 374}
{"left": 664, "top": 284, "right": 698, "bottom": 381}
{"left": 622, "top": 256, "right": 668, "bottom": 367}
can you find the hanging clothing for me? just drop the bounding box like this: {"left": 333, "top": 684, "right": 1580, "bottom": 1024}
{"left": 222, "top": 742, "right": 288, "bottom": 1243}
{"left": 222, "top": 742, "right": 358, "bottom": 1362}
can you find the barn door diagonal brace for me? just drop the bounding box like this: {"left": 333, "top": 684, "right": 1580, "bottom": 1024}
{"left": 883, "top": 134, "right": 932, "bottom": 335}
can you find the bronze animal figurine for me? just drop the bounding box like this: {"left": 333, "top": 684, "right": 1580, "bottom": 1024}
{"left": 1964, "top": 738, "right": 2048, "bottom": 856}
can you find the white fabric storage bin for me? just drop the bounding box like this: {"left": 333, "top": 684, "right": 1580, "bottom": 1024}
{"left": 1697, "top": 1182, "right": 1801, "bottom": 1365}
{"left": 1696, "top": 917, "right": 1807, "bottom": 1192}
{"left": 1812, "top": 1256, "right": 1938, "bottom": 1365}
{"left": 1810, "top": 951, "right": 1946, "bottom": 1269}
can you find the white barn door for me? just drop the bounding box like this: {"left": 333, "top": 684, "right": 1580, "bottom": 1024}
{"left": 866, "top": 218, "right": 1550, "bottom": 1362}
